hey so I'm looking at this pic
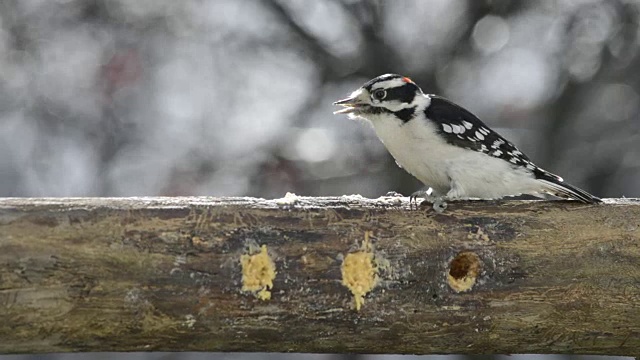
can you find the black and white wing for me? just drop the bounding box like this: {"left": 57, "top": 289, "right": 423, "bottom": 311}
{"left": 424, "top": 95, "right": 601, "bottom": 203}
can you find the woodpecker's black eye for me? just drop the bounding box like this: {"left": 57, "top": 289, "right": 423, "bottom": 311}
{"left": 372, "top": 89, "right": 387, "bottom": 100}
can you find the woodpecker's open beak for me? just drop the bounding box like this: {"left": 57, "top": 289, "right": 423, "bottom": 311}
{"left": 333, "top": 89, "right": 370, "bottom": 115}
{"left": 333, "top": 99, "right": 357, "bottom": 115}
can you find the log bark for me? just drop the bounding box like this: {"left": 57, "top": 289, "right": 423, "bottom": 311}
{"left": 0, "top": 196, "right": 639, "bottom": 356}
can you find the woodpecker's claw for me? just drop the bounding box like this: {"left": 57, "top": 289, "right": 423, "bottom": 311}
{"left": 432, "top": 199, "right": 448, "bottom": 213}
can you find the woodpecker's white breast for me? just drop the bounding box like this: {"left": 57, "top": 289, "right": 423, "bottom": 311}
{"left": 363, "top": 96, "right": 543, "bottom": 199}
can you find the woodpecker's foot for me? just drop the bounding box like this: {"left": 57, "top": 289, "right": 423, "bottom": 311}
{"left": 409, "top": 188, "right": 428, "bottom": 210}
{"left": 409, "top": 187, "right": 437, "bottom": 211}
{"left": 409, "top": 188, "right": 449, "bottom": 213}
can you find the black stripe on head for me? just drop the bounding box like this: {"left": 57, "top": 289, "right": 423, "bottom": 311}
{"left": 363, "top": 74, "right": 402, "bottom": 91}
{"left": 385, "top": 83, "right": 418, "bottom": 104}
{"left": 369, "top": 106, "right": 416, "bottom": 123}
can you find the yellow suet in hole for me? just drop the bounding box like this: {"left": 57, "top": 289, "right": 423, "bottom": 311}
{"left": 341, "top": 231, "right": 378, "bottom": 311}
{"left": 241, "top": 245, "right": 276, "bottom": 300}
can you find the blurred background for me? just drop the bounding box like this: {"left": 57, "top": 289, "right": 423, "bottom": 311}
{"left": 0, "top": 0, "right": 638, "bottom": 359}
{"left": 1, "top": 0, "right": 638, "bottom": 200}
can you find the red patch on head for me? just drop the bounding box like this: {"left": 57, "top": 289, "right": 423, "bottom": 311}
{"left": 402, "top": 77, "right": 413, "bottom": 83}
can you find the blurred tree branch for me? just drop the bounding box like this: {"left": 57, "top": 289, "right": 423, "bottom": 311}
{"left": 263, "top": 0, "right": 345, "bottom": 79}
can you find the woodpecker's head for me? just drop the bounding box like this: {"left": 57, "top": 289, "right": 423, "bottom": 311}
{"left": 333, "top": 74, "right": 425, "bottom": 122}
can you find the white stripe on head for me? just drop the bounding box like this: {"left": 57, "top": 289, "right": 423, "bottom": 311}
{"left": 371, "top": 78, "right": 408, "bottom": 91}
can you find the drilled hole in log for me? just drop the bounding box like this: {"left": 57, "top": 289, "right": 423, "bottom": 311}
{"left": 447, "top": 251, "right": 481, "bottom": 293}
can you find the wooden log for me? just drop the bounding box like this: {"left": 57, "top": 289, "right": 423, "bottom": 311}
{"left": 0, "top": 196, "right": 639, "bottom": 356}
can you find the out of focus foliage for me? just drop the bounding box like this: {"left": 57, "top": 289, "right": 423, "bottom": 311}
{"left": 1, "top": 0, "right": 638, "bottom": 199}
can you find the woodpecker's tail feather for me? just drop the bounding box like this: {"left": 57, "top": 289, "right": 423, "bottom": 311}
{"left": 537, "top": 175, "right": 601, "bottom": 204}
